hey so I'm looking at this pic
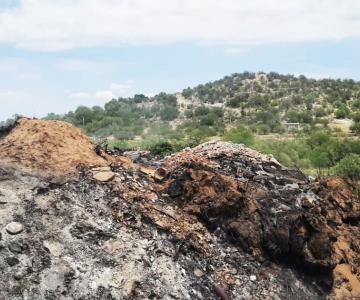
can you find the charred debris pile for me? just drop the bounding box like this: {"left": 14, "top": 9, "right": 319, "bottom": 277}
{"left": 0, "top": 118, "right": 359, "bottom": 299}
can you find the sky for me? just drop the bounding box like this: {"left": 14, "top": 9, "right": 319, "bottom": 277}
{"left": 0, "top": 0, "right": 360, "bottom": 120}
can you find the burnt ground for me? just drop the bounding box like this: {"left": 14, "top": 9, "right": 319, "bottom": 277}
{"left": 0, "top": 141, "right": 359, "bottom": 299}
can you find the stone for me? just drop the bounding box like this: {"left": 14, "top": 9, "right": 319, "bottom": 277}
{"left": 91, "top": 166, "right": 111, "bottom": 172}
{"left": 93, "top": 171, "right": 115, "bottom": 182}
{"left": 13, "top": 270, "right": 27, "bottom": 280}
{"left": 8, "top": 242, "right": 23, "bottom": 253}
{"left": 250, "top": 275, "right": 257, "bottom": 282}
{"left": 5, "top": 257, "right": 20, "bottom": 267}
{"left": 5, "top": 222, "right": 24, "bottom": 235}
{"left": 194, "top": 269, "right": 204, "bottom": 277}
{"left": 104, "top": 239, "right": 123, "bottom": 254}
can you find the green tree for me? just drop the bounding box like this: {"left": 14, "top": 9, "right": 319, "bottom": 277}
{"left": 199, "top": 114, "right": 217, "bottom": 126}
{"left": 224, "top": 127, "right": 255, "bottom": 146}
{"left": 160, "top": 106, "right": 179, "bottom": 121}
{"left": 334, "top": 154, "right": 360, "bottom": 181}
{"left": 74, "top": 106, "right": 94, "bottom": 125}
{"left": 350, "top": 122, "right": 360, "bottom": 135}
{"left": 335, "top": 105, "right": 350, "bottom": 119}
{"left": 309, "top": 149, "right": 331, "bottom": 175}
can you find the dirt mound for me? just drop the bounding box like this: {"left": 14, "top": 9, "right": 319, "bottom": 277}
{"left": 138, "top": 141, "right": 360, "bottom": 299}
{"left": 1, "top": 138, "right": 359, "bottom": 299}
{"left": 0, "top": 118, "right": 107, "bottom": 175}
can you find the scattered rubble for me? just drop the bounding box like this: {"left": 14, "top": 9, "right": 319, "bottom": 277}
{"left": 0, "top": 122, "right": 359, "bottom": 299}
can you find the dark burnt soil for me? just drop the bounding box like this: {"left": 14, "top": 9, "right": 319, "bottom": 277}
{"left": 0, "top": 167, "right": 319, "bottom": 300}
{"left": 1, "top": 140, "right": 359, "bottom": 299}
{"left": 138, "top": 141, "right": 360, "bottom": 299}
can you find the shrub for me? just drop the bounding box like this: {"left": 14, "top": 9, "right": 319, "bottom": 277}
{"left": 199, "top": 113, "right": 218, "bottom": 126}
{"left": 310, "top": 150, "right": 331, "bottom": 170}
{"left": 160, "top": 106, "right": 179, "bottom": 121}
{"left": 223, "top": 127, "right": 255, "bottom": 146}
{"left": 315, "top": 108, "right": 327, "bottom": 117}
{"left": 352, "top": 113, "right": 360, "bottom": 123}
{"left": 334, "top": 154, "right": 360, "bottom": 181}
{"left": 194, "top": 106, "right": 210, "bottom": 116}
{"left": 335, "top": 106, "right": 350, "bottom": 119}
{"left": 148, "top": 141, "right": 174, "bottom": 155}
{"left": 350, "top": 122, "right": 360, "bottom": 135}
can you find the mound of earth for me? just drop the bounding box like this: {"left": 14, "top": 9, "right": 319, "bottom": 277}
{"left": 0, "top": 121, "right": 359, "bottom": 300}
{"left": 155, "top": 142, "right": 360, "bottom": 299}
{"left": 0, "top": 118, "right": 108, "bottom": 176}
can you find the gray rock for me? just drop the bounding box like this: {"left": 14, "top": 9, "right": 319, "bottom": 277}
{"left": 5, "top": 257, "right": 20, "bottom": 267}
{"left": 8, "top": 241, "right": 26, "bottom": 253}
{"left": 5, "top": 222, "right": 24, "bottom": 235}
{"left": 13, "top": 269, "right": 27, "bottom": 280}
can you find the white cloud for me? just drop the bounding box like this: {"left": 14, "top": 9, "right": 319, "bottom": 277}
{"left": 67, "top": 80, "right": 134, "bottom": 104}
{"left": 0, "top": 89, "right": 43, "bottom": 119}
{"left": 110, "top": 80, "right": 133, "bottom": 96}
{"left": 19, "top": 73, "right": 41, "bottom": 80}
{"left": 56, "top": 59, "right": 99, "bottom": 71}
{"left": 69, "top": 92, "right": 91, "bottom": 99}
{"left": 224, "top": 47, "right": 250, "bottom": 55}
{"left": 95, "top": 90, "right": 115, "bottom": 101}
{"left": 0, "top": 0, "right": 360, "bottom": 51}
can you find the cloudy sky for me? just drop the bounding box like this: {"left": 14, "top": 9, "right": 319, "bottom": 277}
{"left": 0, "top": 0, "right": 359, "bottom": 120}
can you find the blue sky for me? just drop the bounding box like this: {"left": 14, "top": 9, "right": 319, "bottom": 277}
{"left": 0, "top": 0, "right": 360, "bottom": 120}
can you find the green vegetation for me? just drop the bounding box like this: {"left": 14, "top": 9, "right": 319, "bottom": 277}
{"left": 36, "top": 72, "right": 359, "bottom": 182}
{"left": 334, "top": 154, "right": 360, "bottom": 182}
{"left": 43, "top": 72, "right": 360, "bottom": 138}
{"left": 223, "top": 126, "right": 255, "bottom": 146}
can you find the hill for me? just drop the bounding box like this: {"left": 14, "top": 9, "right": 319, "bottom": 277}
{"left": 40, "top": 71, "right": 360, "bottom": 139}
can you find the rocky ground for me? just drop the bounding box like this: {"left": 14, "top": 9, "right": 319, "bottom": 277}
{"left": 0, "top": 119, "right": 359, "bottom": 299}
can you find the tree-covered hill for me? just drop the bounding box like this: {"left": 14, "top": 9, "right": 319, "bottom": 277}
{"left": 42, "top": 71, "right": 360, "bottom": 138}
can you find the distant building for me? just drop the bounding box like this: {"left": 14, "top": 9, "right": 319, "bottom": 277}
{"left": 282, "top": 122, "right": 301, "bottom": 130}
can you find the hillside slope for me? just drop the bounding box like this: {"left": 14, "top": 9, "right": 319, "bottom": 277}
{"left": 39, "top": 71, "right": 360, "bottom": 138}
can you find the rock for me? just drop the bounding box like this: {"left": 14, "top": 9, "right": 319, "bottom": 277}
{"left": 123, "top": 151, "right": 141, "bottom": 161}
{"left": 8, "top": 240, "right": 28, "bottom": 253}
{"left": 91, "top": 166, "right": 111, "bottom": 172}
{"left": 194, "top": 269, "right": 204, "bottom": 277}
{"left": 104, "top": 239, "right": 123, "bottom": 254}
{"left": 13, "top": 270, "right": 27, "bottom": 280}
{"left": 5, "top": 222, "right": 24, "bottom": 235}
{"left": 93, "top": 171, "right": 115, "bottom": 182}
{"left": 5, "top": 257, "right": 20, "bottom": 267}
{"left": 250, "top": 275, "right": 257, "bottom": 282}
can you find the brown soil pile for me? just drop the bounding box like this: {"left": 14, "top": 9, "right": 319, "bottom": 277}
{"left": 0, "top": 118, "right": 108, "bottom": 175}
{"left": 134, "top": 141, "right": 360, "bottom": 299}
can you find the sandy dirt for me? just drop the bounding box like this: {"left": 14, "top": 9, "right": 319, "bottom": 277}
{"left": 0, "top": 118, "right": 108, "bottom": 176}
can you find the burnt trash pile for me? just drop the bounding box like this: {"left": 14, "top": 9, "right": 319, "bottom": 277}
{"left": 143, "top": 141, "right": 360, "bottom": 299}
{"left": 0, "top": 120, "right": 359, "bottom": 299}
